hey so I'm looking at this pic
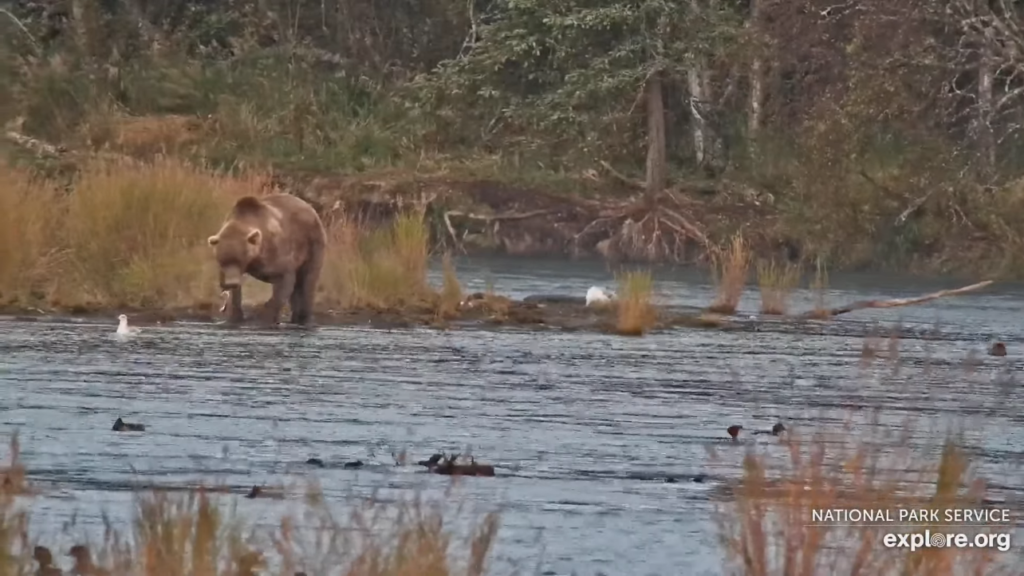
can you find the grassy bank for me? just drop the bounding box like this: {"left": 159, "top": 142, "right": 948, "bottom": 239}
{"left": 0, "top": 153, "right": 977, "bottom": 329}
{"left": 0, "top": 156, "right": 474, "bottom": 315}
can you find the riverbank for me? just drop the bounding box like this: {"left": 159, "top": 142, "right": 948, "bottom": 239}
{"left": 0, "top": 153, "right": 1003, "bottom": 337}
{"left": 3, "top": 139, "right": 1020, "bottom": 278}
{"left": 0, "top": 296, "right": 731, "bottom": 335}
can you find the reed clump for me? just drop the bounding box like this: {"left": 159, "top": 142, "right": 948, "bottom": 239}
{"left": 755, "top": 259, "right": 801, "bottom": 315}
{"left": 808, "top": 256, "right": 831, "bottom": 319}
{"left": 0, "top": 437, "right": 500, "bottom": 576}
{"left": 709, "top": 234, "right": 751, "bottom": 315}
{"left": 319, "top": 209, "right": 436, "bottom": 311}
{"left": 0, "top": 165, "right": 62, "bottom": 306}
{"left": 437, "top": 252, "right": 464, "bottom": 319}
{"left": 0, "top": 157, "right": 261, "bottom": 309}
{"left": 615, "top": 270, "right": 657, "bottom": 336}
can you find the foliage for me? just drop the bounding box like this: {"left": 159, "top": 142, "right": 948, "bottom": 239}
{"left": 4, "top": 0, "right": 1024, "bottom": 273}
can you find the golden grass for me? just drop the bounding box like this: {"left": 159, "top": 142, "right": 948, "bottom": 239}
{"left": 615, "top": 270, "right": 657, "bottom": 336}
{"left": 437, "top": 253, "right": 464, "bottom": 319}
{"left": 0, "top": 157, "right": 451, "bottom": 314}
{"left": 0, "top": 436, "right": 499, "bottom": 576}
{"left": 0, "top": 156, "right": 262, "bottom": 309}
{"left": 319, "top": 210, "right": 435, "bottom": 311}
{"left": 809, "top": 256, "right": 831, "bottom": 320}
{"left": 755, "top": 259, "right": 801, "bottom": 315}
{"left": 0, "top": 167, "right": 63, "bottom": 305}
{"left": 83, "top": 113, "right": 217, "bottom": 158}
{"left": 709, "top": 234, "right": 751, "bottom": 315}
{"left": 60, "top": 157, "right": 260, "bottom": 308}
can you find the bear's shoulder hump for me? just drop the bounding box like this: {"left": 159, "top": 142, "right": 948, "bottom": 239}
{"left": 232, "top": 196, "right": 265, "bottom": 216}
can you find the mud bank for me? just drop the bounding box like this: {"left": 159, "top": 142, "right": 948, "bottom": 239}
{"left": 276, "top": 171, "right": 788, "bottom": 265}
{"left": 0, "top": 296, "right": 733, "bottom": 335}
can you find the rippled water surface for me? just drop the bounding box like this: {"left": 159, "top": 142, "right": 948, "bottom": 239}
{"left": 2, "top": 258, "right": 1024, "bottom": 575}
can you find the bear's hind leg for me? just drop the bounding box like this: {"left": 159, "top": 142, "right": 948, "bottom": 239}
{"left": 289, "top": 272, "right": 308, "bottom": 325}
{"left": 293, "top": 247, "right": 324, "bottom": 326}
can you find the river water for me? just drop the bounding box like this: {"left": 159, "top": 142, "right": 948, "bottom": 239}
{"left": 1, "top": 257, "right": 1022, "bottom": 575}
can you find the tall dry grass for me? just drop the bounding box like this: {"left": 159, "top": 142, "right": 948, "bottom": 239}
{"left": 318, "top": 209, "right": 435, "bottom": 311}
{"left": 437, "top": 253, "right": 464, "bottom": 319}
{"left": 710, "top": 234, "right": 751, "bottom": 315}
{"left": 59, "top": 158, "right": 262, "bottom": 308}
{"left": 0, "top": 157, "right": 261, "bottom": 309}
{"left": 0, "top": 436, "right": 499, "bottom": 576}
{"left": 810, "top": 256, "right": 830, "bottom": 318}
{"left": 0, "top": 158, "right": 447, "bottom": 313}
{"left": 755, "top": 260, "right": 801, "bottom": 315}
{"left": 0, "top": 167, "right": 63, "bottom": 305}
{"left": 615, "top": 270, "right": 657, "bottom": 336}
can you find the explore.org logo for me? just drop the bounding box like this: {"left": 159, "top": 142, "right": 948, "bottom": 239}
{"left": 883, "top": 530, "right": 1012, "bottom": 552}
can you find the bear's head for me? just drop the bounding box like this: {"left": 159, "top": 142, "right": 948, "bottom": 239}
{"left": 208, "top": 221, "right": 262, "bottom": 289}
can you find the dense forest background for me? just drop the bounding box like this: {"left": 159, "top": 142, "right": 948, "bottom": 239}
{"left": 4, "top": 0, "right": 1024, "bottom": 273}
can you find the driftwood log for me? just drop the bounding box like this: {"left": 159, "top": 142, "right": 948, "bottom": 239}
{"left": 797, "top": 280, "right": 994, "bottom": 320}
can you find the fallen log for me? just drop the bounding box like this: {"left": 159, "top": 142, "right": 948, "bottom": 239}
{"left": 4, "top": 130, "right": 66, "bottom": 157}
{"left": 797, "top": 280, "right": 994, "bottom": 320}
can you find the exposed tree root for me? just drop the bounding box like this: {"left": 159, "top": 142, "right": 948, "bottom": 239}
{"left": 796, "top": 280, "right": 994, "bottom": 320}
{"left": 573, "top": 191, "right": 710, "bottom": 263}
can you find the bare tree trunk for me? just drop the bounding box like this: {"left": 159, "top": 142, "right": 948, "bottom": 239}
{"left": 646, "top": 70, "right": 668, "bottom": 196}
{"left": 687, "top": 66, "right": 707, "bottom": 167}
{"left": 977, "top": 47, "right": 996, "bottom": 173}
{"left": 69, "top": 0, "right": 89, "bottom": 51}
{"left": 748, "top": 0, "right": 763, "bottom": 137}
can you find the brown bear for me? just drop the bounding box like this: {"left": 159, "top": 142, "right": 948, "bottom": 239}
{"left": 207, "top": 194, "right": 327, "bottom": 325}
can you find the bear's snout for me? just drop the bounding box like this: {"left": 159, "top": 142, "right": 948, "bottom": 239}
{"left": 219, "top": 267, "right": 244, "bottom": 289}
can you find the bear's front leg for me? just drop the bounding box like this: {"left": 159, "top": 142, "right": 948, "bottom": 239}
{"left": 226, "top": 286, "right": 244, "bottom": 324}
{"left": 261, "top": 273, "right": 296, "bottom": 326}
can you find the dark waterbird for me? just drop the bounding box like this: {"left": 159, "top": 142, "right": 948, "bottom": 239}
{"left": 68, "top": 544, "right": 107, "bottom": 576}
{"left": 305, "top": 457, "right": 324, "bottom": 467}
{"left": 343, "top": 460, "right": 364, "bottom": 469}
{"left": 111, "top": 417, "right": 145, "bottom": 432}
{"left": 726, "top": 425, "right": 743, "bottom": 440}
{"left": 417, "top": 453, "right": 444, "bottom": 468}
{"left": 752, "top": 423, "right": 788, "bottom": 437}
{"left": 429, "top": 454, "right": 496, "bottom": 477}
{"left": 245, "top": 485, "right": 283, "bottom": 499}
{"left": 664, "top": 473, "right": 707, "bottom": 484}
{"left": 990, "top": 342, "right": 1008, "bottom": 357}
{"left": 33, "top": 546, "right": 61, "bottom": 576}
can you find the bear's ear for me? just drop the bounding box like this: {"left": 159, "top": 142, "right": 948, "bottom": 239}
{"left": 208, "top": 235, "right": 220, "bottom": 246}
{"left": 247, "top": 229, "right": 262, "bottom": 246}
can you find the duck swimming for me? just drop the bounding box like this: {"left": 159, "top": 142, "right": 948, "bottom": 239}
{"left": 727, "top": 425, "right": 743, "bottom": 440}
{"left": 33, "top": 546, "right": 62, "bottom": 576}
{"left": 990, "top": 342, "right": 1007, "bottom": 357}
{"left": 112, "top": 417, "right": 145, "bottom": 432}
